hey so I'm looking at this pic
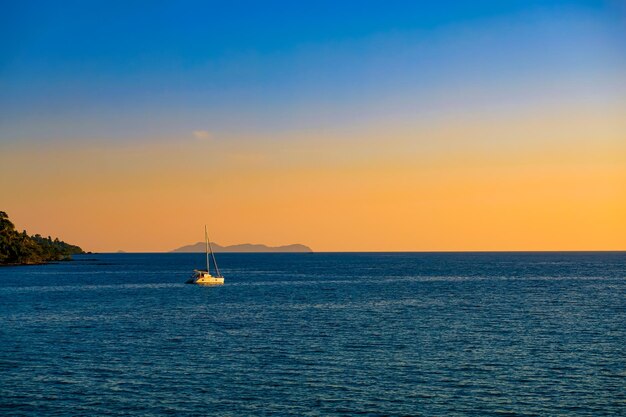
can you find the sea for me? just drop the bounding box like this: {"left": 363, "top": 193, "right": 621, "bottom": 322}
{"left": 0, "top": 252, "right": 624, "bottom": 416}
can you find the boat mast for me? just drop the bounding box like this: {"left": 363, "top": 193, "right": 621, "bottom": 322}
{"left": 205, "top": 225, "right": 222, "bottom": 277}
{"left": 205, "top": 225, "right": 210, "bottom": 273}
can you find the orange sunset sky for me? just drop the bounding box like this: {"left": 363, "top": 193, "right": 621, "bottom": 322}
{"left": 1, "top": 1, "right": 625, "bottom": 252}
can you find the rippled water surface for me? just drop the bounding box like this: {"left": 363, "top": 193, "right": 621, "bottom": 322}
{"left": 1, "top": 252, "right": 625, "bottom": 416}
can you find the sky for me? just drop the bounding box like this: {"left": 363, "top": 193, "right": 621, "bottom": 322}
{"left": 1, "top": 0, "right": 625, "bottom": 252}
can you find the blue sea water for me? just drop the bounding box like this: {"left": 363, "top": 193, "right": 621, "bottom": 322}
{"left": 0, "top": 252, "right": 625, "bottom": 416}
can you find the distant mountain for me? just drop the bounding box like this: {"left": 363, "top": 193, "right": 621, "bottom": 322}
{"left": 171, "top": 242, "right": 313, "bottom": 253}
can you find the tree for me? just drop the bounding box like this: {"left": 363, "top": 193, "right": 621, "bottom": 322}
{"left": 0, "top": 211, "right": 84, "bottom": 265}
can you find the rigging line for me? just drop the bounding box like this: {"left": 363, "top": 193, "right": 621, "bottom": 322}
{"left": 205, "top": 225, "right": 210, "bottom": 273}
{"left": 206, "top": 225, "right": 222, "bottom": 277}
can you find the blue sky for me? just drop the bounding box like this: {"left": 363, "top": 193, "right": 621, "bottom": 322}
{"left": 1, "top": 0, "right": 624, "bottom": 142}
{"left": 1, "top": 1, "right": 625, "bottom": 251}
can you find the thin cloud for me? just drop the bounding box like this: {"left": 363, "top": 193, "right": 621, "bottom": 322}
{"left": 192, "top": 130, "right": 211, "bottom": 140}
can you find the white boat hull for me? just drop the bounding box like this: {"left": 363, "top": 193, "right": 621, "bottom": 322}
{"left": 187, "top": 270, "right": 224, "bottom": 285}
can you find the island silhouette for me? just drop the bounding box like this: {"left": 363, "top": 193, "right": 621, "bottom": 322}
{"left": 171, "top": 242, "right": 312, "bottom": 253}
{"left": 0, "top": 211, "right": 84, "bottom": 265}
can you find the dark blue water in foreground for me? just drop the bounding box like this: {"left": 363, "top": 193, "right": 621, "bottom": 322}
{"left": 1, "top": 252, "right": 625, "bottom": 416}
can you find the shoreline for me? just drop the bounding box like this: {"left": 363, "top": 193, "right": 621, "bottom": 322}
{"left": 0, "top": 257, "right": 77, "bottom": 267}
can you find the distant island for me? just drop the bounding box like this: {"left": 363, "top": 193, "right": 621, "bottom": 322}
{"left": 0, "top": 211, "right": 84, "bottom": 265}
{"left": 171, "top": 242, "right": 313, "bottom": 253}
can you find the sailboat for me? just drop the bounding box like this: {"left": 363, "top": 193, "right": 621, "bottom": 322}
{"left": 186, "top": 225, "right": 224, "bottom": 285}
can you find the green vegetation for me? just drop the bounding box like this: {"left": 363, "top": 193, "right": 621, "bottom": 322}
{"left": 0, "top": 211, "right": 84, "bottom": 265}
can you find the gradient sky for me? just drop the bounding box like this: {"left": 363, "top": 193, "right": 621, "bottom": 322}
{"left": 1, "top": 0, "right": 625, "bottom": 252}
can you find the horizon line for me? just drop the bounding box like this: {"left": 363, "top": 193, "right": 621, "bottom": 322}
{"left": 98, "top": 250, "right": 626, "bottom": 254}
